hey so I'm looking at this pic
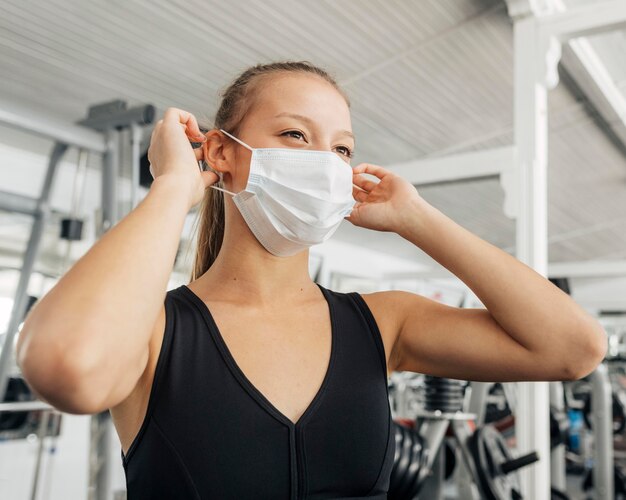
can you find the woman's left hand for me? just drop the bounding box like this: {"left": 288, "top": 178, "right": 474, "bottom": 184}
{"left": 346, "top": 163, "right": 425, "bottom": 235}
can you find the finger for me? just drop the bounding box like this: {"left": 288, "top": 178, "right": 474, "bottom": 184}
{"left": 344, "top": 202, "right": 364, "bottom": 221}
{"left": 352, "top": 174, "right": 378, "bottom": 192}
{"left": 194, "top": 147, "right": 205, "bottom": 161}
{"left": 150, "top": 121, "right": 162, "bottom": 141}
{"left": 352, "top": 163, "right": 390, "bottom": 179}
{"left": 352, "top": 186, "right": 368, "bottom": 202}
{"left": 179, "top": 122, "right": 207, "bottom": 144}
{"left": 163, "top": 107, "right": 205, "bottom": 140}
{"left": 176, "top": 122, "right": 207, "bottom": 145}
{"left": 201, "top": 170, "right": 220, "bottom": 187}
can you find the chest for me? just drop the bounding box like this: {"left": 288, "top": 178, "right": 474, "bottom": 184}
{"left": 207, "top": 301, "right": 333, "bottom": 425}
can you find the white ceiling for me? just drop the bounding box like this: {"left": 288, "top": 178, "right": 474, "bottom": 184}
{"left": 1, "top": 0, "right": 625, "bottom": 273}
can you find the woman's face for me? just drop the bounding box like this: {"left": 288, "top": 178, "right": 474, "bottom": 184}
{"left": 222, "top": 72, "right": 354, "bottom": 193}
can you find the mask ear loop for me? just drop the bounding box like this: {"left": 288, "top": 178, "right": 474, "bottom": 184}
{"left": 219, "top": 129, "right": 254, "bottom": 151}
{"left": 203, "top": 161, "right": 235, "bottom": 196}
{"left": 210, "top": 185, "right": 236, "bottom": 196}
{"left": 199, "top": 129, "right": 244, "bottom": 197}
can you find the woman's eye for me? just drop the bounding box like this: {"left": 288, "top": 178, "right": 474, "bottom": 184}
{"left": 281, "top": 130, "right": 305, "bottom": 140}
{"left": 336, "top": 146, "right": 353, "bottom": 158}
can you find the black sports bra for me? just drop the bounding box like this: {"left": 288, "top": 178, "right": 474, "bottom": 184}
{"left": 121, "top": 284, "right": 394, "bottom": 499}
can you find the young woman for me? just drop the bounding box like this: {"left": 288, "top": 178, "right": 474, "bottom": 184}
{"left": 17, "top": 61, "right": 606, "bottom": 499}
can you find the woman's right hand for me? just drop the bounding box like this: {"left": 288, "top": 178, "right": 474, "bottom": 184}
{"left": 147, "top": 107, "right": 219, "bottom": 209}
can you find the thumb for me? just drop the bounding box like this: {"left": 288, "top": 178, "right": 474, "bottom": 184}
{"left": 201, "top": 170, "right": 220, "bottom": 187}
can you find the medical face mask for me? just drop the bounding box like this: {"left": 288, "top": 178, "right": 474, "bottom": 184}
{"left": 210, "top": 129, "right": 356, "bottom": 257}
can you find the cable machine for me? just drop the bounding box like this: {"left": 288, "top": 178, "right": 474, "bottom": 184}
{"left": 0, "top": 99, "right": 154, "bottom": 500}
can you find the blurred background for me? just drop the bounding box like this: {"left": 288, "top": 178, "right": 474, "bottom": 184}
{"left": 0, "top": 0, "right": 625, "bottom": 499}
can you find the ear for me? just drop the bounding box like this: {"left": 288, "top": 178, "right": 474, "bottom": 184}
{"left": 203, "top": 129, "right": 232, "bottom": 175}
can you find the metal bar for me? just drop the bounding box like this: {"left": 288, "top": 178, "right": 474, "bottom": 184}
{"left": 549, "top": 382, "right": 566, "bottom": 490}
{"left": 384, "top": 259, "right": 626, "bottom": 281}
{"left": 86, "top": 128, "right": 119, "bottom": 500}
{"left": 77, "top": 104, "right": 155, "bottom": 132}
{"left": 467, "top": 382, "right": 490, "bottom": 426}
{"left": 88, "top": 411, "right": 111, "bottom": 500}
{"left": 502, "top": 382, "right": 518, "bottom": 414}
{"left": 560, "top": 42, "right": 626, "bottom": 154}
{"left": 386, "top": 146, "right": 516, "bottom": 186}
{"left": 0, "top": 142, "right": 68, "bottom": 403}
{"left": 451, "top": 419, "right": 482, "bottom": 500}
{"left": 99, "top": 130, "right": 119, "bottom": 233}
{"left": 549, "top": 260, "right": 626, "bottom": 278}
{"left": 70, "top": 149, "right": 90, "bottom": 220}
{"left": 590, "top": 364, "right": 614, "bottom": 499}
{"left": 513, "top": 15, "right": 551, "bottom": 499}
{"left": 0, "top": 190, "right": 39, "bottom": 216}
{"left": 416, "top": 419, "right": 450, "bottom": 476}
{"left": 30, "top": 410, "right": 51, "bottom": 500}
{"left": 538, "top": 0, "right": 626, "bottom": 41}
{"left": 130, "top": 123, "right": 142, "bottom": 210}
{"left": 418, "top": 443, "right": 445, "bottom": 499}
{"left": 0, "top": 102, "right": 106, "bottom": 153}
{"left": 0, "top": 400, "right": 58, "bottom": 412}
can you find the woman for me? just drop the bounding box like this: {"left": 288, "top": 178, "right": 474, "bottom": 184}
{"left": 17, "top": 61, "right": 606, "bottom": 499}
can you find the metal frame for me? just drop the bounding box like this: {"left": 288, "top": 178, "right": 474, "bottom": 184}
{"left": 0, "top": 101, "right": 153, "bottom": 500}
{"left": 386, "top": 146, "right": 516, "bottom": 187}
{"left": 0, "top": 100, "right": 106, "bottom": 153}
{"left": 383, "top": 1, "right": 625, "bottom": 497}
{"left": 589, "top": 364, "right": 614, "bottom": 499}
{"left": 507, "top": 2, "right": 625, "bottom": 498}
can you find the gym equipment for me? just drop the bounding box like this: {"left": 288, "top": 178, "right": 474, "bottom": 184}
{"left": 549, "top": 407, "right": 570, "bottom": 449}
{"left": 417, "top": 375, "right": 466, "bottom": 413}
{"left": 388, "top": 374, "right": 540, "bottom": 499}
{"left": 444, "top": 440, "right": 457, "bottom": 480}
{"left": 0, "top": 376, "right": 61, "bottom": 440}
{"left": 0, "top": 99, "right": 155, "bottom": 500}
{"left": 388, "top": 420, "right": 425, "bottom": 500}
{"left": 585, "top": 364, "right": 615, "bottom": 499}
{"left": 582, "top": 391, "right": 626, "bottom": 435}
{"left": 550, "top": 487, "right": 570, "bottom": 499}
{"left": 582, "top": 463, "right": 626, "bottom": 498}
{"left": 467, "top": 424, "right": 538, "bottom": 500}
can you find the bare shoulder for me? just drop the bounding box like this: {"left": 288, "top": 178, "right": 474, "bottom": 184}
{"left": 109, "top": 303, "right": 167, "bottom": 455}
{"left": 356, "top": 290, "right": 418, "bottom": 376}
{"left": 358, "top": 289, "right": 428, "bottom": 332}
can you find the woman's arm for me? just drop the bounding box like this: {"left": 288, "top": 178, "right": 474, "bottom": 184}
{"left": 350, "top": 163, "right": 606, "bottom": 382}
{"left": 16, "top": 108, "right": 214, "bottom": 413}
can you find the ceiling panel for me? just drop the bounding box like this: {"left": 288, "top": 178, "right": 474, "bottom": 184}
{"left": 0, "top": 0, "right": 625, "bottom": 269}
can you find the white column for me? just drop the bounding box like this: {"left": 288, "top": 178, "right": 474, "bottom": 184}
{"left": 513, "top": 15, "right": 551, "bottom": 500}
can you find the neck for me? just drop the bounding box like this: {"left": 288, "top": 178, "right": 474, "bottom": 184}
{"left": 198, "top": 220, "right": 317, "bottom": 305}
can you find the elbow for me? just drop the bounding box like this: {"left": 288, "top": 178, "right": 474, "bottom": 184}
{"left": 18, "top": 335, "right": 103, "bottom": 415}
{"left": 561, "top": 321, "right": 607, "bottom": 381}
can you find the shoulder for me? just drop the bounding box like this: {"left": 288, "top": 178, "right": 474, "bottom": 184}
{"left": 337, "top": 289, "right": 419, "bottom": 375}
{"left": 322, "top": 287, "right": 419, "bottom": 323}
{"left": 357, "top": 290, "right": 421, "bottom": 325}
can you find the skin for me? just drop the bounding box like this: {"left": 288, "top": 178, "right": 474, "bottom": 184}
{"left": 189, "top": 72, "right": 607, "bottom": 383}
{"left": 107, "top": 73, "right": 606, "bottom": 456}
{"left": 24, "top": 72, "right": 606, "bottom": 456}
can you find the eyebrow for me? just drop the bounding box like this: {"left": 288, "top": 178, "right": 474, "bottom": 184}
{"left": 274, "top": 112, "right": 355, "bottom": 141}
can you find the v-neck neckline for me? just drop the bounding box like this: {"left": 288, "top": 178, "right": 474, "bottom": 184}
{"left": 179, "top": 283, "right": 337, "bottom": 429}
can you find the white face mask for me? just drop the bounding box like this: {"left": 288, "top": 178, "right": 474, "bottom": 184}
{"left": 210, "top": 129, "right": 356, "bottom": 257}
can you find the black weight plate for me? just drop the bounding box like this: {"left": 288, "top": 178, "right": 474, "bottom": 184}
{"left": 395, "top": 427, "right": 424, "bottom": 500}
{"left": 469, "top": 425, "right": 521, "bottom": 500}
{"left": 389, "top": 421, "right": 408, "bottom": 497}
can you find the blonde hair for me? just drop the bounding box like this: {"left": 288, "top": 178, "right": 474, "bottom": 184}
{"left": 189, "top": 61, "right": 350, "bottom": 281}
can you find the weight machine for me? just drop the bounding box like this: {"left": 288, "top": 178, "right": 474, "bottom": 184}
{"left": 388, "top": 374, "right": 542, "bottom": 499}
{"left": 0, "top": 99, "right": 155, "bottom": 500}
{"left": 387, "top": 369, "right": 615, "bottom": 500}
